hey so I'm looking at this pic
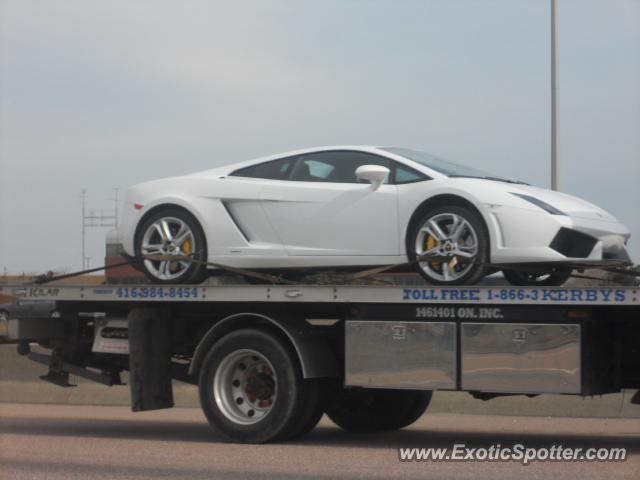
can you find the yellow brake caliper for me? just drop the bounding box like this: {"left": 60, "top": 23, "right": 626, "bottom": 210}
{"left": 171, "top": 239, "right": 193, "bottom": 273}
{"left": 426, "top": 235, "right": 458, "bottom": 271}
{"left": 182, "top": 239, "right": 193, "bottom": 255}
{"left": 426, "top": 235, "right": 441, "bottom": 271}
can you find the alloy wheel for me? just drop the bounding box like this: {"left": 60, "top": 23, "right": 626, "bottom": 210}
{"left": 140, "top": 217, "right": 196, "bottom": 281}
{"left": 415, "top": 212, "right": 479, "bottom": 282}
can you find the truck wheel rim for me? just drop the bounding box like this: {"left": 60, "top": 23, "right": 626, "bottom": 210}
{"left": 213, "top": 349, "right": 277, "bottom": 425}
{"left": 415, "top": 212, "right": 478, "bottom": 282}
{"left": 140, "top": 217, "right": 195, "bottom": 280}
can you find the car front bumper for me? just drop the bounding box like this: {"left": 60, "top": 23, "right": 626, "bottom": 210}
{"left": 488, "top": 205, "right": 631, "bottom": 265}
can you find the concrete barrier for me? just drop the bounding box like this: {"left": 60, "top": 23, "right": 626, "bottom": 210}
{"left": 2, "top": 345, "right": 639, "bottom": 418}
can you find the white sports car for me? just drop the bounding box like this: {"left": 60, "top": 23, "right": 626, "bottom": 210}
{"left": 115, "top": 146, "right": 631, "bottom": 285}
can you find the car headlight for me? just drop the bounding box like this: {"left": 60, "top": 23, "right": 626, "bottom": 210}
{"left": 509, "top": 192, "right": 566, "bottom": 215}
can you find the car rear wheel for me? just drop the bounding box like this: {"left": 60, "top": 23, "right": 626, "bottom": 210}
{"left": 502, "top": 268, "right": 572, "bottom": 286}
{"left": 135, "top": 208, "right": 207, "bottom": 284}
{"left": 410, "top": 205, "right": 488, "bottom": 285}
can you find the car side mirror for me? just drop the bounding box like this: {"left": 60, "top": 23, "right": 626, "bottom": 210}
{"left": 355, "top": 165, "right": 390, "bottom": 190}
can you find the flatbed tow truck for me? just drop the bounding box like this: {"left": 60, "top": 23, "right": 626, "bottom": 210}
{"left": 1, "top": 279, "right": 639, "bottom": 443}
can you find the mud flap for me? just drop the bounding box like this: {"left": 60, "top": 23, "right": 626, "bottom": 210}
{"left": 128, "top": 308, "right": 174, "bottom": 411}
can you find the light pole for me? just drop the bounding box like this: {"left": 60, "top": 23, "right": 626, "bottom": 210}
{"left": 81, "top": 189, "right": 87, "bottom": 270}
{"left": 550, "top": 0, "right": 559, "bottom": 191}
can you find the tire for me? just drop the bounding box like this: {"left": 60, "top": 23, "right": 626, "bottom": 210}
{"left": 326, "top": 387, "right": 432, "bottom": 433}
{"left": 198, "top": 328, "right": 321, "bottom": 443}
{"left": 135, "top": 208, "right": 207, "bottom": 284}
{"left": 503, "top": 268, "right": 572, "bottom": 286}
{"left": 283, "top": 378, "right": 328, "bottom": 440}
{"left": 409, "top": 205, "right": 488, "bottom": 285}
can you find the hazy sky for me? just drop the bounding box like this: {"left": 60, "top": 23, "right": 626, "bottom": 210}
{"left": 1, "top": 0, "right": 638, "bottom": 274}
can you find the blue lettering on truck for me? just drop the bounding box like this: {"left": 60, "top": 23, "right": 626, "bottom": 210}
{"left": 402, "top": 288, "right": 627, "bottom": 303}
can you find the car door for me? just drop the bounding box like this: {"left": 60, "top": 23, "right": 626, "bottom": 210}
{"left": 259, "top": 151, "right": 399, "bottom": 256}
{"left": 216, "top": 156, "right": 296, "bottom": 257}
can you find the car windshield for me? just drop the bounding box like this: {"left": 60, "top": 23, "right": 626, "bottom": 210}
{"left": 381, "top": 147, "right": 495, "bottom": 179}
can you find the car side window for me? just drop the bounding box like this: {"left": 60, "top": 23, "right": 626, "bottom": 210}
{"left": 395, "top": 164, "right": 430, "bottom": 184}
{"left": 229, "top": 157, "right": 294, "bottom": 180}
{"left": 290, "top": 151, "right": 391, "bottom": 184}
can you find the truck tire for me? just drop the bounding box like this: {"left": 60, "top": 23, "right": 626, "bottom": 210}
{"left": 326, "top": 387, "right": 432, "bottom": 433}
{"left": 283, "top": 378, "right": 328, "bottom": 440}
{"left": 198, "top": 327, "right": 321, "bottom": 443}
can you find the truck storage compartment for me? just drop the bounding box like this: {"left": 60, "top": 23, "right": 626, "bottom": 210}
{"left": 460, "top": 323, "right": 581, "bottom": 394}
{"left": 345, "top": 320, "right": 456, "bottom": 389}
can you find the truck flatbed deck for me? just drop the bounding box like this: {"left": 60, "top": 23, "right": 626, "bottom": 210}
{"left": 3, "top": 283, "right": 638, "bottom": 306}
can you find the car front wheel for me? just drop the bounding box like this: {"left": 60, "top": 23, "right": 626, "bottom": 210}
{"left": 410, "top": 205, "right": 488, "bottom": 285}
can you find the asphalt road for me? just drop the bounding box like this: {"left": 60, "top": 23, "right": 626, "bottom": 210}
{"left": 1, "top": 404, "right": 639, "bottom": 480}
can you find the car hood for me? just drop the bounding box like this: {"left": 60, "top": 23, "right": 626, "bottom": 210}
{"left": 508, "top": 184, "right": 618, "bottom": 221}
{"left": 450, "top": 178, "right": 620, "bottom": 222}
